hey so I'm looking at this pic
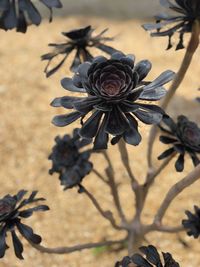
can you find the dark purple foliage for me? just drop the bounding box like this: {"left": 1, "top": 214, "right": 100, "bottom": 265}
{"left": 0, "top": 0, "right": 62, "bottom": 33}
{"left": 49, "top": 129, "right": 93, "bottom": 190}
{"left": 143, "top": 0, "right": 200, "bottom": 50}
{"left": 196, "top": 88, "right": 200, "bottom": 103}
{"left": 51, "top": 52, "right": 174, "bottom": 150}
{"left": 0, "top": 190, "right": 49, "bottom": 259}
{"left": 182, "top": 205, "right": 200, "bottom": 238}
{"left": 158, "top": 115, "right": 200, "bottom": 172}
{"left": 115, "top": 245, "right": 180, "bottom": 267}
{"left": 41, "top": 25, "right": 119, "bottom": 77}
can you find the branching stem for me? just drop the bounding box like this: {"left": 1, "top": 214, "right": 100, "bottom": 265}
{"left": 103, "top": 151, "right": 127, "bottom": 223}
{"left": 92, "top": 169, "right": 108, "bottom": 184}
{"left": 31, "top": 238, "right": 126, "bottom": 254}
{"left": 118, "top": 140, "right": 137, "bottom": 184}
{"left": 144, "top": 223, "right": 184, "bottom": 234}
{"left": 145, "top": 153, "right": 176, "bottom": 188}
{"left": 154, "top": 164, "right": 200, "bottom": 224}
{"left": 132, "top": 154, "right": 176, "bottom": 222}
{"left": 80, "top": 185, "right": 123, "bottom": 230}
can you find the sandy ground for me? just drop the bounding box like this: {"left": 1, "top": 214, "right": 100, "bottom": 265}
{"left": 0, "top": 16, "right": 200, "bottom": 267}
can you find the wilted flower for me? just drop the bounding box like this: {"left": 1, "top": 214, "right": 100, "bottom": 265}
{"left": 0, "top": 190, "right": 49, "bottom": 259}
{"left": 158, "top": 115, "right": 200, "bottom": 172}
{"left": 41, "top": 25, "right": 119, "bottom": 77}
{"left": 0, "top": 0, "right": 62, "bottom": 33}
{"left": 49, "top": 129, "right": 93, "bottom": 190}
{"left": 115, "top": 245, "right": 180, "bottom": 267}
{"left": 143, "top": 0, "right": 200, "bottom": 50}
{"left": 182, "top": 205, "right": 200, "bottom": 238}
{"left": 51, "top": 52, "right": 174, "bottom": 150}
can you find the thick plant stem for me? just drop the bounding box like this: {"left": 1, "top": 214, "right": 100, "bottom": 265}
{"left": 147, "top": 20, "right": 200, "bottom": 169}
{"left": 128, "top": 230, "right": 135, "bottom": 255}
{"left": 128, "top": 229, "right": 143, "bottom": 255}
{"left": 154, "top": 164, "right": 200, "bottom": 224}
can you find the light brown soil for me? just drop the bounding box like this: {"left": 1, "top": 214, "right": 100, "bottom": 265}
{"left": 0, "top": 16, "right": 200, "bottom": 267}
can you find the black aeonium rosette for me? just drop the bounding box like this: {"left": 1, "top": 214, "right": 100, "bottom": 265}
{"left": 41, "top": 25, "right": 119, "bottom": 77}
{"left": 142, "top": 0, "right": 200, "bottom": 50}
{"left": 51, "top": 52, "right": 175, "bottom": 150}
{"left": 0, "top": 0, "right": 62, "bottom": 33}
{"left": 115, "top": 245, "right": 180, "bottom": 267}
{"left": 158, "top": 115, "right": 200, "bottom": 172}
{"left": 0, "top": 190, "right": 49, "bottom": 259}
{"left": 182, "top": 205, "right": 200, "bottom": 239}
{"left": 49, "top": 129, "right": 93, "bottom": 190}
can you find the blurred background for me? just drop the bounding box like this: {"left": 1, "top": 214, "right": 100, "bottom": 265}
{"left": 38, "top": 0, "right": 162, "bottom": 19}
{"left": 0, "top": 0, "right": 200, "bottom": 267}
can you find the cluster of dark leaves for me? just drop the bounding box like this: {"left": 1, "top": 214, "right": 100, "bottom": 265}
{"left": 49, "top": 129, "right": 93, "bottom": 190}
{"left": 196, "top": 88, "right": 200, "bottom": 103}
{"left": 42, "top": 25, "right": 119, "bottom": 77}
{"left": 158, "top": 115, "right": 200, "bottom": 172}
{"left": 143, "top": 0, "right": 200, "bottom": 50}
{"left": 0, "top": 190, "right": 49, "bottom": 259}
{"left": 115, "top": 245, "right": 180, "bottom": 267}
{"left": 52, "top": 52, "right": 174, "bottom": 150}
{"left": 182, "top": 205, "right": 200, "bottom": 239}
{"left": 0, "top": 0, "right": 62, "bottom": 33}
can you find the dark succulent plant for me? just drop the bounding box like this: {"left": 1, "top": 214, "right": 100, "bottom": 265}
{"left": 182, "top": 205, "right": 200, "bottom": 238}
{"left": 197, "top": 88, "right": 200, "bottom": 103}
{"left": 142, "top": 0, "right": 200, "bottom": 50}
{"left": 51, "top": 52, "right": 174, "bottom": 150}
{"left": 41, "top": 25, "right": 119, "bottom": 77}
{"left": 0, "top": 190, "right": 49, "bottom": 259}
{"left": 158, "top": 115, "right": 200, "bottom": 172}
{"left": 115, "top": 245, "right": 180, "bottom": 267}
{"left": 49, "top": 129, "right": 93, "bottom": 190}
{"left": 115, "top": 256, "right": 134, "bottom": 267}
{"left": 0, "top": 0, "right": 62, "bottom": 33}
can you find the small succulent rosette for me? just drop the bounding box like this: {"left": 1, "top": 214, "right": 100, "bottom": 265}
{"left": 49, "top": 129, "right": 93, "bottom": 190}
{"left": 158, "top": 115, "right": 200, "bottom": 172}
{"left": 182, "top": 205, "right": 200, "bottom": 239}
{"left": 0, "top": 190, "right": 49, "bottom": 259}
{"left": 143, "top": 0, "right": 200, "bottom": 50}
{"left": 42, "top": 25, "right": 119, "bottom": 77}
